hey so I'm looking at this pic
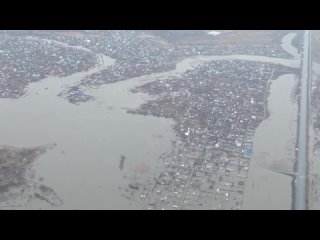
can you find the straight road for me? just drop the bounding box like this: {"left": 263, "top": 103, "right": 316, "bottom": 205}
{"left": 294, "top": 30, "right": 310, "bottom": 210}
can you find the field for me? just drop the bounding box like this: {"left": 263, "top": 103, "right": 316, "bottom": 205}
{"left": 142, "top": 30, "right": 293, "bottom": 46}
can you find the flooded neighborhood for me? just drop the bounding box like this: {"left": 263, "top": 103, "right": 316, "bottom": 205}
{"left": 0, "top": 30, "right": 315, "bottom": 210}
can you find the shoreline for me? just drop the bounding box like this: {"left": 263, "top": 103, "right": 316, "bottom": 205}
{"left": 0, "top": 31, "right": 304, "bottom": 206}
{"left": 243, "top": 73, "right": 298, "bottom": 209}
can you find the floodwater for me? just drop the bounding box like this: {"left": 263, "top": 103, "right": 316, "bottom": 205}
{"left": 243, "top": 32, "right": 301, "bottom": 209}
{"left": 243, "top": 74, "right": 298, "bottom": 209}
{"left": 0, "top": 53, "right": 177, "bottom": 209}
{"left": 281, "top": 32, "right": 301, "bottom": 58}
{"left": 0, "top": 33, "right": 301, "bottom": 209}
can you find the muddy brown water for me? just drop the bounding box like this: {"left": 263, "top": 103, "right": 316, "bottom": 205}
{"left": 0, "top": 33, "right": 300, "bottom": 209}
{"left": 243, "top": 32, "right": 301, "bottom": 210}
{"left": 242, "top": 74, "right": 298, "bottom": 209}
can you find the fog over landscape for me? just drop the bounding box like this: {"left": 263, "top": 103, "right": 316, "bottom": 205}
{"left": 0, "top": 30, "right": 319, "bottom": 210}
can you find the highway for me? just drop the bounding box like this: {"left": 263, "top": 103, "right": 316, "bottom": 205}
{"left": 294, "top": 30, "right": 310, "bottom": 210}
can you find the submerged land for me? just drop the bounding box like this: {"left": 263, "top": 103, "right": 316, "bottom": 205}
{"left": 0, "top": 30, "right": 307, "bottom": 209}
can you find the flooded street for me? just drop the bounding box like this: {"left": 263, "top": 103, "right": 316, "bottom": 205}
{"left": 0, "top": 54, "right": 177, "bottom": 209}
{"left": 0, "top": 32, "right": 301, "bottom": 209}
{"left": 281, "top": 32, "right": 301, "bottom": 58}
{"left": 1, "top": 52, "right": 251, "bottom": 209}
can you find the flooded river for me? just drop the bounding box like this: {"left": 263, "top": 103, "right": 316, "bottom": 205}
{"left": 0, "top": 53, "right": 177, "bottom": 209}
{"left": 0, "top": 33, "right": 301, "bottom": 209}
{"left": 243, "top": 32, "right": 301, "bottom": 209}
{"left": 243, "top": 74, "right": 298, "bottom": 209}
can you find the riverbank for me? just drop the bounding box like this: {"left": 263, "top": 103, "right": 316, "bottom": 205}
{"left": 0, "top": 144, "right": 65, "bottom": 209}
{"left": 0, "top": 48, "right": 183, "bottom": 209}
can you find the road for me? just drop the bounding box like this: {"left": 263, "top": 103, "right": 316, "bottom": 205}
{"left": 294, "top": 30, "right": 310, "bottom": 210}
